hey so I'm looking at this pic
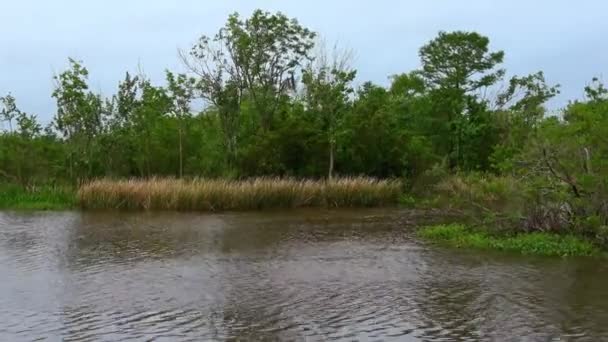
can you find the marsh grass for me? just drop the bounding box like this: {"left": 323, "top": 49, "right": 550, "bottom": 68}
{"left": 419, "top": 224, "right": 599, "bottom": 257}
{"left": 78, "top": 177, "right": 402, "bottom": 211}
{"left": 0, "top": 184, "right": 76, "bottom": 210}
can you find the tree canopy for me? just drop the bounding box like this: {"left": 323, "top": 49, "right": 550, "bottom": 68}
{"left": 1, "top": 10, "right": 597, "bottom": 193}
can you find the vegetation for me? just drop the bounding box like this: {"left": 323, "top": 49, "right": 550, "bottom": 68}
{"left": 78, "top": 177, "right": 401, "bottom": 211}
{"left": 2, "top": 9, "right": 608, "bottom": 253}
{"left": 419, "top": 224, "right": 599, "bottom": 257}
{"left": 0, "top": 184, "right": 75, "bottom": 210}
{"left": 3, "top": 12, "right": 554, "bottom": 185}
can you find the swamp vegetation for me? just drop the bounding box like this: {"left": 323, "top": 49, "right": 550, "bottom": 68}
{"left": 2, "top": 10, "right": 608, "bottom": 255}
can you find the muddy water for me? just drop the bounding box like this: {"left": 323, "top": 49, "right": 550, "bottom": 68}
{"left": 1, "top": 209, "right": 608, "bottom": 341}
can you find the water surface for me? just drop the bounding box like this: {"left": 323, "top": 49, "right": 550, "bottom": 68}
{"left": 1, "top": 209, "right": 607, "bottom": 341}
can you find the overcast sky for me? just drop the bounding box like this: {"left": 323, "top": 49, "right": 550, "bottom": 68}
{"left": 1, "top": 0, "right": 606, "bottom": 121}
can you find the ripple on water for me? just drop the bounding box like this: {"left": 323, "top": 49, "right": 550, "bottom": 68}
{"left": 1, "top": 209, "right": 608, "bottom": 341}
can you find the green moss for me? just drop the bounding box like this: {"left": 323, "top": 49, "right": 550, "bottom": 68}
{"left": 419, "top": 224, "right": 600, "bottom": 257}
{"left": 0, "top": 184, "right": 76, "bottom": 210}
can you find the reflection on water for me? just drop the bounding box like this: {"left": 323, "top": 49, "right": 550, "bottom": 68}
{"left": 1, "top": 209, "right": 608, "bottom": 341}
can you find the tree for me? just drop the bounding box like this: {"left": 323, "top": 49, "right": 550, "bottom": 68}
{"left": 0, "top": 94, "right": 21, "bottom": 182}
{"left": 583, "top": 77, "right": 608, "bottom": 102}
{"left": 129, "top": 77, "right": 173, "bottom": 177}
{"left": 512, "top": 81, "right": 608, "bottom": 231}
{"left": 419, "top": 31, "right": 505, "bottom": 170}
{"left": 166, "top": 71, "right": 196, "bottom": 178}
{"left": 496, "top": 71, "right": 560, "bottom": 124}
{"left": 491, "top": 72, "right": 560, "bottom": 171}
{"left": 52, "top": 58, "right": 104, "bottom": 180}
{"left": 14, "top": 110, "right": 43, "bottom": 184}
{"left": 115, "top": 71, "right": 140, "bottom": 123}
{"left": 420, "top": 31, "right": 505, "bottom": 93}
{"left": 1, "top": 93, "right": 19, "bottom": 132}
{"left": 182, "top": 9, "right": 316, "bottom": 164}
{"left": 340, "top": 82, "right": 408, "bottom": 177}
{"left": 302, "top": 43, "right": 356, "bottom": 179}
{"left": 388, "top": 72, "right": 439, "bottom": 181}
{"left": 0, "top": 93, "right": 45, "bottom": 185}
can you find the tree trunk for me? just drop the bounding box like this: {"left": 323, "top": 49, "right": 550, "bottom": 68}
{"left": 69, "top": 151, "right": 73, "bottom": 182}
{"left": 583, "top": 147, "right": 592, "bottom": 174}
{"left": 178, "top": 126, "right": 183, "bottom": 179}
{"left": 145, "top": 134, "right": 151, "bottom": 178}
{"left": 328, "top": 139, "right": 334, "bottom": 181}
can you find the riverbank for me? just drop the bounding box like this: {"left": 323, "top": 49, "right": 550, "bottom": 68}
{"left": 419, "top": 224, "right": 600, "bottom": 257}
{"left": 0, "top": 184, "right": 76, "bottom": 210}
{"left": 1, "top": 178, "right": 605, "bottom": 257}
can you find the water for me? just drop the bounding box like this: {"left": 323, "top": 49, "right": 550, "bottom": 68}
{"left": 1, "top": 209, "right": 608, "bottom": 341}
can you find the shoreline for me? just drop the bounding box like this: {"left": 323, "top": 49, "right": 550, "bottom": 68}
{"left": 2, "top": 182, "right": 605, "bottom": 257}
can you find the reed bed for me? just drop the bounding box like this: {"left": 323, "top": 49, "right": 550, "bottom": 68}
{"left": 0, "top": 183, "right": 75, "bottom": 210}
{"left": 77, "top": 177, "right": 402, "bottom": 211}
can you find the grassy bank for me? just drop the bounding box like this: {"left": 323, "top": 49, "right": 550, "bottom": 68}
{"left": 419, "top": 224, "right": 600, "bottom": 257}
{"left": 78, "top": 177, "right": 402, "bottom": 211}
{"left": 0, "top": 184, "right": 76, "bottom": 210}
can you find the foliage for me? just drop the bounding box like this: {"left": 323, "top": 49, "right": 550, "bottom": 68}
{"left": 419, "top": 224, "right": 599, "bottom": 257}
{"left": 302, "top": 43, "right": 356, "bottom": 179}
{"left": 0, "top": 17, "right": 560, "bottom": 184}
{"left": 0, "top": 184, "right": 75, "bottom": 210}
{"left": 419, "top": 31, "right": 505, "bottom": 170}
{"left": 1, "top": 9, "right": 608, "bottom": 251}
{"left": 434, "top": 173, "right": 527, "bottom": 216}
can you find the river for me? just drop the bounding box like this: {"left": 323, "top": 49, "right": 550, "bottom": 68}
{"left": 1, "top": 209, "right": 607, "bottom": 341}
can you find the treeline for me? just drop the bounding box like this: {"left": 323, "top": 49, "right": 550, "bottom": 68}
{"left": 0, "top": 9, "right": 605, "bottom": 195}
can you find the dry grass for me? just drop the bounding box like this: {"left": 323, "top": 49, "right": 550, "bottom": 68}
{"left": 77, "top": 177, "right": 402, "bottom": 211}
{"left": 434, "top": 174, "right": 526, "bottom": 214}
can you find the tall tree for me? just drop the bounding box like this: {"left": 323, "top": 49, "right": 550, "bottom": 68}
{"left": 131, "top": 78, "right": 172, "bottom": 177}
{"left": 419, "top": 31, "right": 505, "bottom": 170}
{"left": 490, "top": 72, "right": 560, "bottom": 171}
{"left": 52, "top": 58, "right": 104, "bottom": 180}
{"left": 182, "top": 9, "right": 316, "bottom": 164}
{"left": 302, "top": 43, "right": 356, "bottom": 179}
{"left": 166, "top": 71, "right": 196, "bottom": 178}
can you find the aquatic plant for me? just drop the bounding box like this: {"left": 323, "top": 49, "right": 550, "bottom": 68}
{"left": 78, "top": 177, "right": 402, "bottom": 211}
{"left": 419, "top": 224, "right": 599, "bottom": 257}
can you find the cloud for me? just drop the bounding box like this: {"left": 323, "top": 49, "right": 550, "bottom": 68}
{"left": 1, "top": 0, "right": 606, "bottom": 121}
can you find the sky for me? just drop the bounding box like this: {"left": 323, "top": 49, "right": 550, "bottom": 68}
{"left": 1, "top": 0, "right": 607, "bottom": 122}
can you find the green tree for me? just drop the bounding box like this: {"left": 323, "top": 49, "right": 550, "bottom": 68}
{"left": 491, "top": 72, "right": 560, "bottom": 171}
{"left": 183, "top": 9, "right": 316, "bottom": 166}
{"left": 419, "top": 31, "right": 505, "bottom": 170}
{"left": 166, "top": 71, "right": 196, "bottom": 178}
{"left": 302, "top": 44, "right": 356, "bottom": 179}
{"left": 0, "top": 94, "right": 48, "bottom": 185}
{"left": 1, "top": 93, "right": 19, "bottom": 132}
{"left": 14, "top": 110, "right": 43, "bottom": 184}
{"left": 52, "top": 58, "right": 104, "bottom": 180}
{"left": 131, "top": 79, "right": 173, "bottom": 177}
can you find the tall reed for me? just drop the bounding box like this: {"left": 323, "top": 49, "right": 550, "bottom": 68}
{"left": 78, "top": 177, "right": 402, "bottom": 211}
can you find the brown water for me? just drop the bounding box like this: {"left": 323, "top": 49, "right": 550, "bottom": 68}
{"left": 1, "top": 209, "right": 608, "bottom": 341}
